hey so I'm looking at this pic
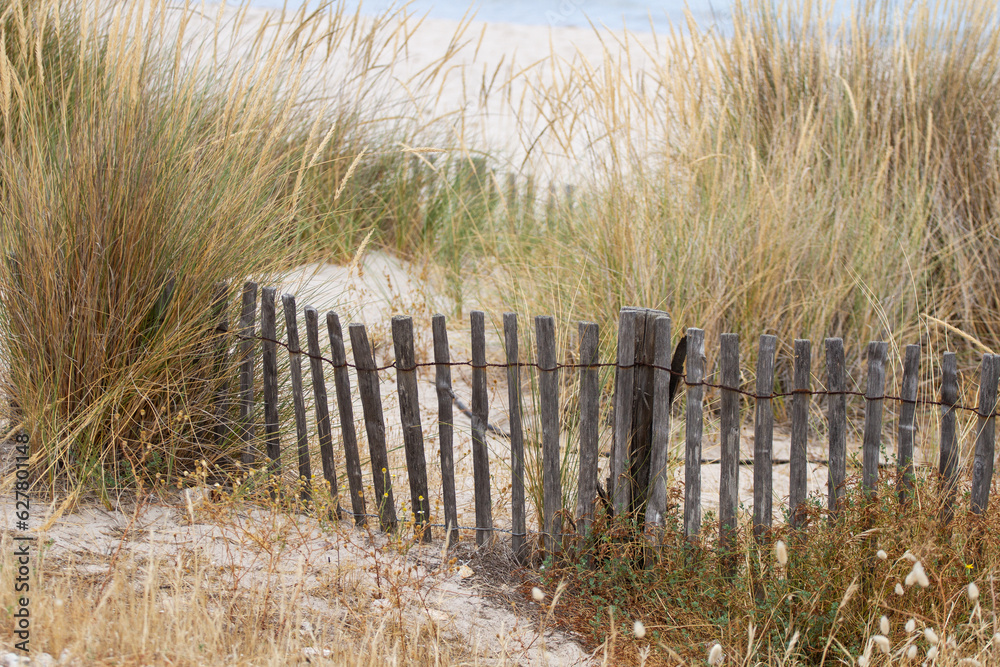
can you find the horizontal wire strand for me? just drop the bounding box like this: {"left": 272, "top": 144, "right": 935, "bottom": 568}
{"left": 232, "top": 330, "right": 996, "bottom": 417}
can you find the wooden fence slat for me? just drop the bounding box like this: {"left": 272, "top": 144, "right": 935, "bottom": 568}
{"left": 645, "top": 316, "right": 672, "bottom": 533}
{"left": 611, "top": 308, "right": 638, "bottom": 514}
{"left": 504, "top": 313, "right": 527, "bottom": 561}
{"left": 536, "top": 316, "right": 561, "bottom": 553}
{"left": 971, "top": 354, "right": 999, "bottom": 515}
{"left": 862, "top": 341, "right": 888, "bottom": 499}
{"left": 629, "top": 309, "right": 667, "bottom": 514}
{"left": 897, "top": 344, "right": 920, "bottom": 505}
{"left": 238, "top": 281, "right": 258, "bottom": 466}
{"left": 349, "top": 323, "right": 397, "bottom": 532}
{"left": 282, "top": 294, "right": 313, "bottom": 502}
{"left": 392, "top": 316, "right": 431, "bottom": 542}
{"left": 939, "top": 352, "right": 959, "bottom": 526}
{"left": 753, "top": 334, "right": 777, "bottom": 543}
{"left": 685, "top": 328, "right": 706, "bottom": 541}
{"left": 211, "top": 283, "right": 233, "bottom": 451}
{"left": 719, "top": 333, "right": 740, "bottom": 568}
{"left": 432, "top": 314, "right": 459, "bottom": 545}
{"left": 790, "top": 339, "right": 810, "bottom": 529}
{"left": 577, "top": 321, "right": 600, "bottom": 537}
{"left": 328, "top": 312, "right": 366, "bottom": 525}
{"left": 305, "top": 306, "right": 340, "bottom": 517}
{"left": 261, "top": 287, "right": 281, "bottom": 482}
{"left": 825, "top": 338, "right": 846, "bottom": 518}
{"left": 470, "top": 311, "right": 494, "bottom": 546}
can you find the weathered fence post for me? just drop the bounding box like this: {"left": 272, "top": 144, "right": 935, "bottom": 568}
{"left": 611, "top": 309, "right": 638, "bottom": 515}
{"left": 939, "top": 352, "right": 959, "bottom": 526}
{"left": 432, "top": 314, "right": 460, "bottom": 546}
{"left": 645, "top": 316, "right": 672, "bottom": 534}
{"left": 260, "top": 287, "right": 281, "bottom": 483}
{"left": 825, "top": 338, "right": 846, "bottom": 519}
{"left": 753, "top": 335, "right": 777, "bottom": 543}
{"left": 971, "top": 354, "right": 999, "bottom": 515}
{"left": 238, "top": 282, "right": 258, "bottom": 466}
{"left": 304, "top": 307, "right": 340, "bottom": 517}
{"left": 577, "top": 321, "right": 600, "bottom": 537}
{"left": 536, "top": 316, "right": 561, "bottom": 553}
{"left": 719, "top": 333, "right": 740, "bottom": 573}
{"left": 282, "top": 294, "right": 312, "bottom": 502}
{"left": 684, "top": 328, "right": 706, "bottom": 542}
{"left": 790, "top": 339, "right": 810, "bottom": 530}
{"left": 862, "top": 341, "right": 888, "bottom": 500}
{"left": 349, "top": 323, "right": 397, "bottom": 532}
{"left": 470, "top": 311, "right": 494, "bottom": 546}
{"left": 504, "top": 313, "right": 527, "bottom": 561}
{"left": 210, "top": 283, "right": 233, "bottom": 452}
{"left": 327, "top": 312, "right": 367, "bottom": 525}
{"left": 897, "top": 344, "right": 920, "bottom": 505}
{"left": 630, "top": 310, "right": 668, "bottom": 514}
{"left": 392, "top": 315, "right": 431, "bottom": 542}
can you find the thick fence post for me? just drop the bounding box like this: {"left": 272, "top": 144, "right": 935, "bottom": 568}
{"left": 260, "top": 287, "right": 281, "bottom": 482}
{"left": 719, "top": 333, "right": 740, "bottom": 572}
{"left": 238, "top": 282, "right": 258, "bottom": 466}
{"left": 862, "top": 341, "right": 888, "bottom": 500}
{"left": 536, "top": 316, "right": 561, "bottom": 554}
{"left": 432, "top": 314, "right": 459, "bottom": 546}
{"left": 825, "top": 338, "right": 846, "bottom": 519}
{"left": 685, "top": 328, "right": 706, "bottom": 541}
{"left": 305, "top": 306, "right": 340, "bottom": 516}
{"left": 577, "top": 321, "right": 600, "bottom": 537}
{"left": 971, "top": 354, "right": 999, "bottom": 515}
{"left": 629, "top": 309, "right": 668, "bottom": 514}
{"left": 470, "top": 311, "right": 494, "bottom": 546}
{"left": 790, "top": 339, "right": 810, "bottom": 530}
{"left": 939, "top": 352, "right": 958, "bottom": 526}
{"left": 349, "top": 323, "right": 397, "bottom": 532}
{"left": 645, "top": 316, "right": 672, "bottom": 533}
{"left": 753, "top": 334, "right": 777, "bottom": 543}
{"left": 327, "top": 312, "right": 367, "bottom": 525}
{"left": 282, "top": 294, "right": 312, "bottom": 502}
{"left": 504, "top": 313, "right": 527, "bottom": 561}
{"left": 392, "top": 316, "right": 431, "bottom": 542}
{"left": 897, "top": 344, "right": 920, "bottom": 505}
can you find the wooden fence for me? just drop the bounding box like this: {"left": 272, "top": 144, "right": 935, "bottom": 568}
{"left": 217, "top": 285, "right": 1000, "bottom": 563}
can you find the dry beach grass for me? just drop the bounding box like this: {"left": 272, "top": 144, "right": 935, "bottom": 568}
{"left": 4, "top": 0, "right": 1000, "bottom": 662}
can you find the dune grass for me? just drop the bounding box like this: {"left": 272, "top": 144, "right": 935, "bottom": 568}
{"left": 4, "top": 0, "right": 1000, "bottom": 663}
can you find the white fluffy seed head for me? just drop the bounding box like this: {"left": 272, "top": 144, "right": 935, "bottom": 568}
{"left": 708, "top": 643, "right": 723, "bottom": 665}
{"left": 906, "top": 645, "right": 917, "bottom": 659}
{"left": 895, "top": 583, "right": 905, "bottom": 596}
{"left": 877, "top": 549, "right": 888, "bottom": 560}
{"left": 857, "top": 656, "right": 869, "bottom": 667}
{"left": 905, "top": 618, "right": 916, "bottom": 633}
{"left": 994, "top": 632, "right": 1000, "bottom": 645}
{"left": 903, "top": 550, "right": 918, "bottom": 562}
{"left": 969, "top": 582, "right": 980, "bottom": 601}
{"left": 924, "top": 627, "right": 939, "bottom": 645}
{"left": 905, "top": 570, "right": 916, "bottom": 587}
{"left": 775, "top": 540, "right": 788, "bottom": 566}
{"left": 633, "top": 620, "right": 646, "bottom": 639}
{"left": 913, "top": 561, "right": 929, "bottom": 588}
{"left": 879, "top": 615, "right": 890, "bottom": 634}
{"left": 927, "top": 646, "right": 938, "bottom": 660}
{"left": 873, "top": 635, "right": 890, "bottom": 654}
{"left": 531, "top": 587, "right": 544, "bottom": 602}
